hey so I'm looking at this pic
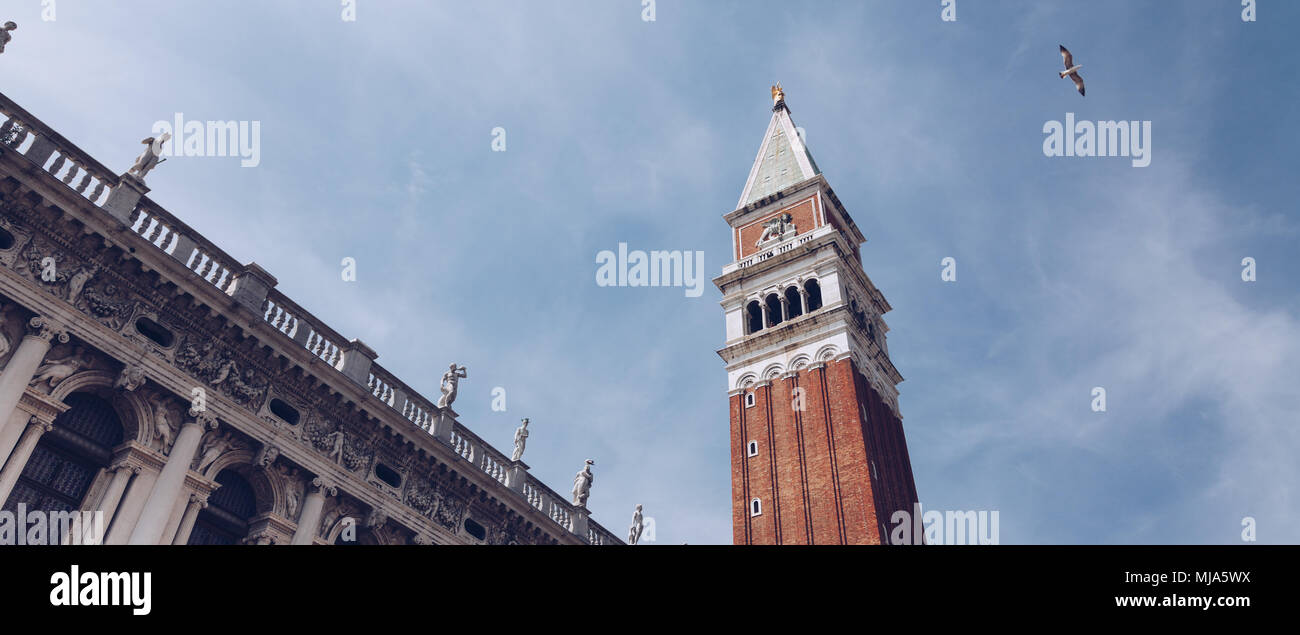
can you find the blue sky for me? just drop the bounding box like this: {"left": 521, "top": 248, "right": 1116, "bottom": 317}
{"left": 3, "top": 0, "right": 1297, "bottom": 544}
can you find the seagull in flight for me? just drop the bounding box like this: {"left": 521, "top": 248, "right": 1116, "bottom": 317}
{"left": 1059, "top": 45, "right": 1085, "bottom": 96}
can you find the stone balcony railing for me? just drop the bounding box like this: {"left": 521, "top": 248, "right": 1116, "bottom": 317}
{"left": 723, "top": 223, "right": 833, "bottom": 274}
{"left": 0, "top": 91, "right": 622, "bottom": 546}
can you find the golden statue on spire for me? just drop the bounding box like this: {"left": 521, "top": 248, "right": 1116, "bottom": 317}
{"left": 771, "top": 82, "right": 785, "bottom": 105}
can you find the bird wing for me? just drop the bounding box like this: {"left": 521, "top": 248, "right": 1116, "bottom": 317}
{"left": 1069, "top": 71, "right": 1085, "bottom": 96}
{"left": 1060, "top": 45, "right": 1073, "bottom": 69}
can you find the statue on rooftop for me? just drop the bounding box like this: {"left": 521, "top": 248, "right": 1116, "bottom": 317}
{"left": 511, "top": 418, "right": 529, "bottom": 462}
{"left": 436, "top": 363, "right": 467, "bottom": 408}
{"left": 572, "top": 459, "right": 594, "bottom": 507}
{"left": 0, "top": 22, "right": 16, "bottom": 55}
{"left": 127, "top": 133, "right": 171, "bottom": 182}
{"left": 628, "top": 504, "right": 644, "bottom": 545}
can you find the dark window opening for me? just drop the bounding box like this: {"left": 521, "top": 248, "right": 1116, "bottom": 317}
{"left": 0, "top": 227, "right": 14, "bottom": 250}
{"left": 764, "top": 294, "right": 782, "bottom": 328}
{"left": 745, "top": 301, "right": 763, "bottom": 334}
{"left": 464, "top": 518, "right": 487, "bottom": 541}
{"left": 2, "top": 393, "right": 125, "bottom": 540}
{"left": 135, "top": 317, "right": 174, "bottom": 348}
{"left": 784, "top": 287, "right": 803, "bottom": 319}
{"left": 189, "top": 469, "right": 256, "bottom": 545}
{"left": 374, "top": 463, "right": 402, "bottom": 488}
{"left": 269, "top": 399, "right": 300, "bottom": 425}
{"left": 804, "top": 280, "right": 823, "bottom": 312}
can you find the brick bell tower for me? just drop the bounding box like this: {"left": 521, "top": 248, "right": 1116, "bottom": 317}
{"left": 714, "top": 85, "right": 920, "bottom": 545}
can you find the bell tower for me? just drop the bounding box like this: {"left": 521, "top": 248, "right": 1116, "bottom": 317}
{"left": 714, "top": 86, "right": 919, "bottom": 545}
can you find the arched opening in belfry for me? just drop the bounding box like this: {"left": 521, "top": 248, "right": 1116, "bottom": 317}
{"left": 188, "top": 469, "right": 256, "bottom": 545}
{"left": 764, "top": 294, "right": 783, "bottom": 328}
{"left": 784, "top": 286, "right": 803, "bottom": 320}
{"left": 745, "top": 301, "right": 763, "bottom": 334}
{"left": 804, "top": 279, "right": 823, "bottom": 312}
{"left": 3, "top": 392, "right": 124, "bottom": 543}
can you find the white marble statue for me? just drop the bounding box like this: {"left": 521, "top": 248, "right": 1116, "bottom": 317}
{"left": 127, "top": 133, "right": 171, "bottom": 181}
{"left": 511, "top": 418, "right": 529, "bottom": 462}
{"left": 628, "top": 504, "right": 644, "bottom": 545}
{"left": 149, "top": 397, "right": 173, "bottom": 453}
{"left": 436, "top": 363, "right": 467, "bottom": 408}
{"left": 572, "top": 459, "right": 594, "bottom": 507}
{"left": 0, "top": 22, "right": 15, "bottom": 55}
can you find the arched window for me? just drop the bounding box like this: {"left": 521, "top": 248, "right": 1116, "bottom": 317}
{"left": 804, "top": 279, "right": 823, "bottom": 312}
{"left": 764, "top": 294, "right": 782, "bottom": 328}
{"left": 2, "top": 393, "right": 124, "bottom": 540}
{"left": 188, "top": 469, "right": 257, "bottom": 545}
{"left": 784, "top": 286, "right": 803, "bottom": 319}
{"left": 745, "top": 301, "right": 763, "bottom": 334}
{"left": 750, "top": 498, "right": 762, "bottom": 517}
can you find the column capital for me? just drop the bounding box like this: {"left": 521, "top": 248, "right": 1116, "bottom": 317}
{"left": 188, "top": 492, "right": 209, "bottom": 508}
{"left": 309, "top": 477, "right": 338, "bottom": 498}
{"left": 186, "top": 408, "right": 219, "bottom": 431}
{"left": 29, "top": 416, "right": 54, "bottom": 434}
{"left": 26, "top": 316, "right": 70, "bottom": 344}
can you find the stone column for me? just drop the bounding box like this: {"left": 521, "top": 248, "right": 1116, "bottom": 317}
{"left": 0, "top": 416, "right": 54, "bottom": 505}
{"left": 290, "top": 478, "right": 336, "bottom": 545}
{"left": 779, "top": 296, "right": 790, "bottom": 322}
{"left": 0, "top": 317, "right": 68, "bottom": 440}
{"left": 0, "top": 408, "right": 30, "bottom": 471}
{"left": 105, "top": 470, "right": 157, "bottom": 544}
{"left": 96, "top": 464, "right": 137, "bottom": 527}
{"left": 127, "top": 410, "right": 217, "bottom": 545}
{"left": 172, "top": 494, "right": 208, "bottom": 545}
{"left": 760, "top": 302, "right": 770, "bottom": 329}
{"left": 799, "top": 288, "right": 809, "bottom": 315}
{"left": 160, "top": 489, "right": 193, "bottom": 545}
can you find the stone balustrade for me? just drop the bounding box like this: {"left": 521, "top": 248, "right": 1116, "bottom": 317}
{"left": 0, "top": 94, "right": 118, "bottom": 207}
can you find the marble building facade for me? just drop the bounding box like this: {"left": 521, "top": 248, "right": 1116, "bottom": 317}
{"left": 0, "top": 90, "right": 620, "bottom": 546}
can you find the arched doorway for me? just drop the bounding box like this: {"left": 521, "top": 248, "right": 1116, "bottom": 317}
{"left": 187, "top": 469, "right": 257, "bottom": 545}
{"left": 2, "top": 393, "right": 124, "bottom": 531}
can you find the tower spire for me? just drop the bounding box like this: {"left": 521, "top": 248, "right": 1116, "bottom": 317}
{"left": 737, "top": 86, "right": 821, "bottom": 210}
